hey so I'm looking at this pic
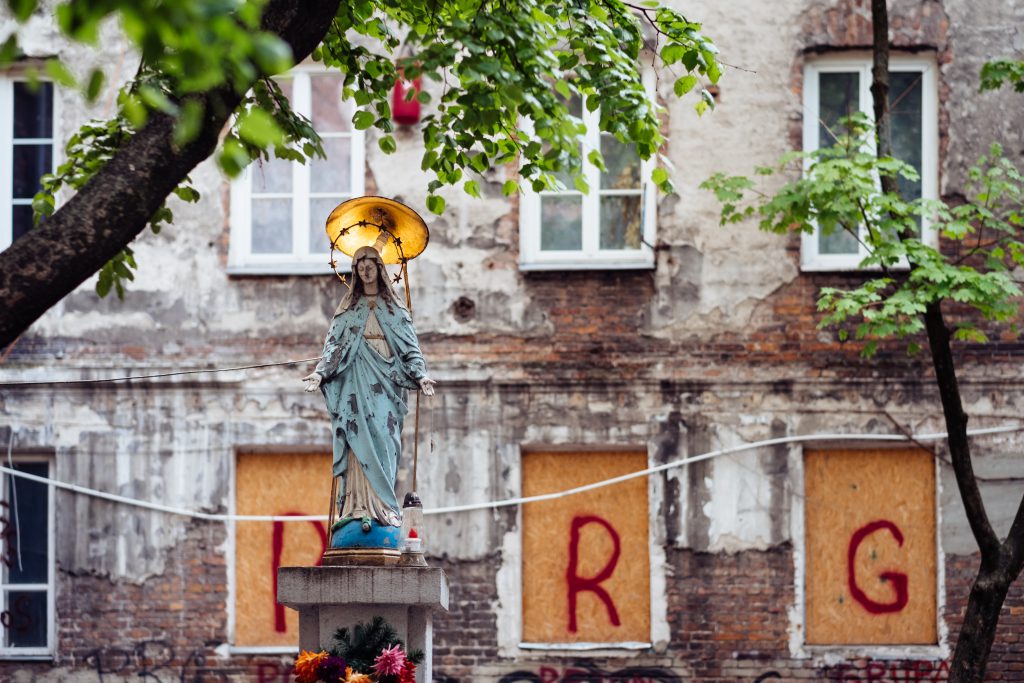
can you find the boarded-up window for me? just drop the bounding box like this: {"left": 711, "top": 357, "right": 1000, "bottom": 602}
{"left": 235, "top": 452, "right": 331, "bottom": 647}
{"left": 521, "top": 451, "right": 650, "bottom": 645}
{"left": 805, "top": 448, "right": 937, "bottom": 645}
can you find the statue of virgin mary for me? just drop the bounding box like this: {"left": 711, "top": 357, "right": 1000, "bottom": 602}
{"left": 303, "top": 245, "right": 434, "bottom": 538}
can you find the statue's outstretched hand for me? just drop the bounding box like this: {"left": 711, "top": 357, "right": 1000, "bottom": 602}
{"left": 303, "top": 372, "right": 323, "bottom": 392}
{"left": 419, "top": 377, "right": 436, "bottom": 397}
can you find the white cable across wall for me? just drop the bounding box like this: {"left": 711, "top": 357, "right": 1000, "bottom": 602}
{"left": 1, "top": 425, "right": 1020, "bottom": 523}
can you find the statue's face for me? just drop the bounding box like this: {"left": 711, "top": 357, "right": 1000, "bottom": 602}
{"left": 356, "top": 257, "right": 378, "bottom": 287}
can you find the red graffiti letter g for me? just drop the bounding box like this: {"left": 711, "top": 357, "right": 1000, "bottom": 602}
{"left": 847, "top": 519, "right": 909, "bottom": 614}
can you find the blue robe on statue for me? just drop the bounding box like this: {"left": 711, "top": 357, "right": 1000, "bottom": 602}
{"left": 314, "top": 295, "right": 427, "bottom": 522}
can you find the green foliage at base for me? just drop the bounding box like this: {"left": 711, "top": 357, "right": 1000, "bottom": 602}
{"left": 331, "top": 615, "right": 424, "bottom": 674}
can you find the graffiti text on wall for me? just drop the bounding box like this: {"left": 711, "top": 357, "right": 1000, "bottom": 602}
{"left": 825, "top": 659, "right": 950, "bottom": 681}
{"left": 848, "top": 520, "right": 909, "bottom": 614}
{"left": 271, "top": 512, "right": 327, "bottom": 632}
{"left": 566, "top": 515, "right": 622, "bottom": 633}
{"left": 498, "top": 665, "right": 682, "bottom": 682}
{"left": 85, "top": 640, "right": 247, "bottom": 682}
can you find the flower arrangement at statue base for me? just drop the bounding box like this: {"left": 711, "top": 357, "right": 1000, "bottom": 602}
{"left": 293, "top": 616, "right": 423, "bottom": 683}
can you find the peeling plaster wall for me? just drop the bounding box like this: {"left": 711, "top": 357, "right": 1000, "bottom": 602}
{"left": 1, "top": 0, "right": 1024, "bottom": 666}
{"left": 3, "top": 373, "right": 1023, "bottom": 583}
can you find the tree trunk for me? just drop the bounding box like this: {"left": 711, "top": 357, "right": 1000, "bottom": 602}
{"left": 949, "top": 567, "right": 1011, "bottom": 682}
{"left": 0, "top": 0, "right": 340, "bottom": 349}
{"left": 868, "top": 2, "right": 1024, "bottom": 680}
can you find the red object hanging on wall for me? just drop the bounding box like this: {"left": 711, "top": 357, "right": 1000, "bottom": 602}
{"left": 392, "top": 76, "right": 422, "bottom": 125}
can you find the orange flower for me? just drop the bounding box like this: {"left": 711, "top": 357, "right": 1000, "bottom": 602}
{"left": 344, "top": 668, "right": 372, "bottom": 683}
{"left": 293, "top": 649, "right": 327, "bottom": 683}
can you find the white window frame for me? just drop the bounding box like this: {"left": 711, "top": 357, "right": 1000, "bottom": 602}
{"left": 0, "top": 76, "right": 58, "bottom": 252}
{"left": 801, "top": 54, "right": 938, "bottom": 271}
{"left": 790, "top": 446, "right": 946, "bottom": 659}
{"left": 494, "top": 445, "right": 670, "bottom": 656}
{"left": 519, "top": 73, "right": 657, "bottom": 271}
{"left": 229, "top": 65, "right": 365, "bottom": 275}
{"left": 0, "top": 455, "right": 56, "bottom": 659}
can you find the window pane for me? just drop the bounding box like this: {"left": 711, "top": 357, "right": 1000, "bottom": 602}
{"left": 5, "top": 591, "right": 46, "bottom": 648}
{"left": 890, "top": 71, "right": 923, "bottom": 203}
{"left": 599, "top": 135, "right": 640, "bottom": 190}
{"left": 599, "top": 194, "right": 642, "bottom": 250}
{"left": 250, "top": 198, "right": 293, "bottom": 254}
{"left": 819, "top": 226, "right": 859, "bottom": 255}
{"left": 13, "top": 82, "right": 53, "bottom": 139}
{"left": 310, "top": 197, "right": 342, "bottom": 256}
{"left": 311, "top": 74, "right": 350, "bottom": 132}
{"left": 542, "top": 93, "right": 584, "bottom": 189}
{"left": 311, "top": 138, "right": 352, "bottom": 194}
{"left": 540, "top": 195, "right": 582, "bottom": 251}
{"left": 564, "top": 92, "right": 583, "bottom": 119}
{"left": 5, "top": 462, "right": 48, "bottom": 584}
{"left": 818, "top": 72, "right": 859, "bottom": 147}
{"left": 12, "top": 144, "right": 51, "bottom": 198}
{"left": 12, "top": 205, "right": 33, "bottom": 242}
{"left": 252, "top": 155, "right": 292, "bottom": 194}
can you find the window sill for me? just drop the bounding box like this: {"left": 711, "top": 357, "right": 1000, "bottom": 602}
{"left": 519, "top": 259, "right": 655, "bottom": 272}
{"left": 227, "top": 645, "right": 298, "bottom": 655}
{"left": 800, "top": 260, "right": 912, "bottom": 274}
{"left": 799, "top": 643, "right": 946, "bottom": 661}
{"left": 226, "top": 263, "right": 346, "bottom": 276}
{"left": 519, "top": 641, "right": 651, "bottom": 653}
{"left": 0, "top": 653, "right": 54, "bottom": 661}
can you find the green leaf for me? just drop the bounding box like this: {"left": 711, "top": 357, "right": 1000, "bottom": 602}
{"left": 218, "top": 136, "right": 251, "bottom": 177}
{"left": 674, "top": 75, "right": 698, "bottom": 96}
{"left": 9, "top": 0, "right": 37, "bottom": 22}
{"left": 651, "top": 167, "right": 669, "bottom": 186}
{"left": 238, "top": 108, "right": 285, "bottom": 147}
{"left": 174, "top": 100, "right": 205, "bottom": 147}
{"left": 463, "top": 179, "right": 481, "bottom": 198}
{"left": 502, "top": 180, "right": 518, "bottom": 196}
{"left": 138, "top": 84, "right": 176, "bottom": 114}
{"left": 84, "top": 68, "right": 104, "bottom": 102}
{"left": 252, "top": 34, "right": 294, "bottom": 75}
{"left": 121, "top": 93, "right": 148, "bottom": 128}
{"left": 96, "top": 266, "right": 113, "bottom": 298}
{"left": 44, "top": 58, "right": 76, "bottom": 88}
{"left": 426, "top": 194, "right": 445, "bottom": 214}
{"left": 378, "top": 135, "right": 397, "bottom": 153}
{"left": 0, "top": 35, "right": 19, "bottom": 67}
{"left": 353, "top": 110, "right": 375, "bottom": 130}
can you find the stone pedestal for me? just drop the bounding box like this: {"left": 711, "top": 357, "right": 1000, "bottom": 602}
{"left": 277, "top": 566, "right": 449, "bottom": 683}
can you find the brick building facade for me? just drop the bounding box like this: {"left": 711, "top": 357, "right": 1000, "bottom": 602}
{"left": 2, "top": 0, "right": 1024, "bottom": 681}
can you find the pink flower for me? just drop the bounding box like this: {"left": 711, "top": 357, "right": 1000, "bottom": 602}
{"left": 373, "top": 644, "right": 406, "bottom": 676}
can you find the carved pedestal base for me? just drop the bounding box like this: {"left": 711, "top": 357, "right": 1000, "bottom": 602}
{"left": 321, "top": 547, "right": 400, "bottom": 566}
{"left": 278, "top": 566, "right": 449, "bottom": 683}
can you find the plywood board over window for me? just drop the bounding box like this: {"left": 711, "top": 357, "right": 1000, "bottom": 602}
{"left": 235, "top": 452, "right": 331, "bottom": 647}
{"left": 521, "top": 450, "right": 650, "bottom": 645}
{"left": 804, "top": 448, "right": 937, "bottom": 645}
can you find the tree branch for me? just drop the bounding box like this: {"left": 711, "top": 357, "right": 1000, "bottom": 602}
{"left": 0, "top": 0, "right": 341, "bottom": 349}
{"left": 923, "top": 301, "right": 1001, "bottom": 563}
{"left": 1003, "top": 492, "right": 1024, "bottom": 578}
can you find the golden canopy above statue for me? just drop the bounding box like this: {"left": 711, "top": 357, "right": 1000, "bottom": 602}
{"left": 325, "top": 196, "right": 429, "bottom": 265}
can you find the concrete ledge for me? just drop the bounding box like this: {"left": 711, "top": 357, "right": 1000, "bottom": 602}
{"left": 277, "top": 566, "right": 449, "bottom": 610}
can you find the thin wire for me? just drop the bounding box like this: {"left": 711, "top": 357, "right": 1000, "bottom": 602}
{"left": 1, "top": 425, "right": 1021, "bottom": 523}
{"left": 1, "top": 356, "right": 323, "bottom": 386}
